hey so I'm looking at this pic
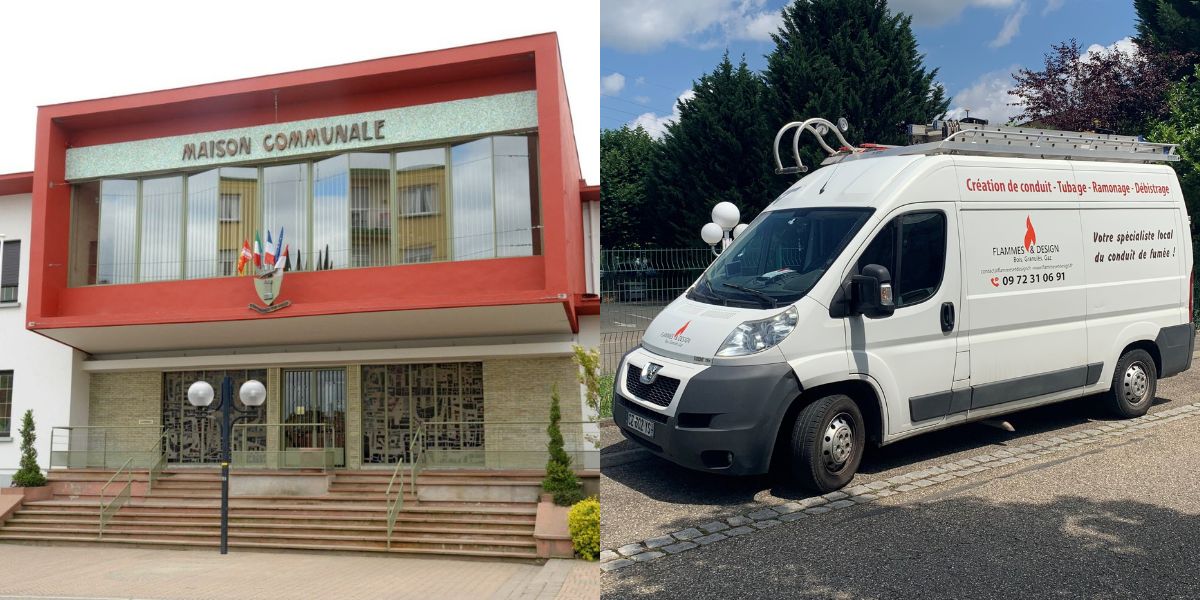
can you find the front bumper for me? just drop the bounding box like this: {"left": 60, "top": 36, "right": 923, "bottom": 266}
{"left": 613, "top": 348, "right": 801, "bottom": 475}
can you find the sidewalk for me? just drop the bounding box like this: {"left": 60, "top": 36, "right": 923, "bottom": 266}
{"left": 0, "top": 545, "right": 598, "bottom": 600}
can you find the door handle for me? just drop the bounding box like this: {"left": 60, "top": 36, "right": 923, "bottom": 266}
{"left": 940, "top": 302, "right": 955, "bottom": 332}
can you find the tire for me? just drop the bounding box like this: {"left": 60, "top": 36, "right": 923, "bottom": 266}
{"left": 789, "top": 394, "right": 865, "bottom": 493}
{"left": 1105, "top": 349, "right": 1157, "bottom": 418}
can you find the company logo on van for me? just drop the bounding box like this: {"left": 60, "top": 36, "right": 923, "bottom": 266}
{"left": 658, "top": 320, "right": 693, "bottom": 347}
{"left": 992, "top": 215, "right": 1060, "bottom": 257}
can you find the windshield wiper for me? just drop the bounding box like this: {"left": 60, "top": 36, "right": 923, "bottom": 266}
{"left": 690, "top": 278, "right": 728, "bottom": 306}
{"left": 721, "top": 283, "right": 778, "bottom": 309}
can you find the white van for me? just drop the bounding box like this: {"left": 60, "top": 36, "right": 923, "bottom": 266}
{"left": 614, "top": 118, "right": 1195, "bottom": 492}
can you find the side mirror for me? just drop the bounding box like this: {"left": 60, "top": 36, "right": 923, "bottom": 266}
{"left": 849, "top": 264, "right": 895, "bottom": 318}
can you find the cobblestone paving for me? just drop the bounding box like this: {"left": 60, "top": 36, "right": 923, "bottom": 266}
{"left": 600, "top": 401, "right": 1200, "bottom": 574}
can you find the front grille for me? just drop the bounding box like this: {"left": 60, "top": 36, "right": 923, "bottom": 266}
{"left": 625, "top": 364, "right": 681, "bottom": 408}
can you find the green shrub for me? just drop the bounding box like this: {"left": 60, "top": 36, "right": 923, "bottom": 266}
{"left": 568, "top": 496, "right": 600, "bottom": 560}
{"left": 12, "top": 410, "right": 47, "bottom": 488}
{"left": 598, "top": 374, "right": 614, "bottom": 419}
{"left": 542, "top": 385, "right": 583, "bottom": 506}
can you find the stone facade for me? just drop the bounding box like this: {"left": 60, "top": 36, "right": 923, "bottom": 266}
{"left": 85, "top": 355, "right": 586, "bottom": 470}
{"left": 86, "top": 372, "right": 161, "bottom": 467}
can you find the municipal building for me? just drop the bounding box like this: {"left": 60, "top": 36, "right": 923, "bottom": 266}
{"left": 0, "top": 33, "right": 599, "bottom": 558}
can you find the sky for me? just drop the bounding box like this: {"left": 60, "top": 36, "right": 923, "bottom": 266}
{"left": 0, "top": 0, "right": 599, "bottom": 184}
{"left": 601, "top": 0, "right": 1139, "bottom": 137}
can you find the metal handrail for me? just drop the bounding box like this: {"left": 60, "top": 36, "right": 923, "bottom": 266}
{"left": 386, "top": 418, "right": 427, "bottom": 550}
{"left": 773, "top": 117, "right": 856, "bottom": 174}
{"left": 49, "top": 425, "right": 163, "bottom": 470}
{"left": 98, "top": 458, "right": 133, "bottom": 537}
{"left": 147, "top": 432, "right": 168, "bottom": 494}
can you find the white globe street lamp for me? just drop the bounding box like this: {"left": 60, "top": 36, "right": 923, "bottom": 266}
{"left": 186, "top": 376, "right": 265, "bottom": 554}
{"left": 701, "top": 202, "right": 746, "bottom": 255}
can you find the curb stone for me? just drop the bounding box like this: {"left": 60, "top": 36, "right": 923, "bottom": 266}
{"left": 600, "top": 401, "right": 1200, "bottom": 573}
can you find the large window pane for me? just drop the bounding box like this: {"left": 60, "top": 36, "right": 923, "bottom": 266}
{"left": 349, "top": 153, "right": 391, "bottom": 268}
{"left": 70, "top": 182, "right": 101, "bottom": 286}
{"left": 139, "top": 176, "right": 183, "bottom": 281}
{"left": 395, "top": 148, "right": 448, "bottom": 264}
{"left": 262, "top": 164, "right": 306, "bottom": 272}
{"left": 494, "top": 135, "right": 539, "bottom": 257}
{"left": 313, "top": 156, "right": 349, "bottom": 270}
{"left": 188, "top": 168, "right": 258, "bottom": 279}
{"left": 451, "top": 138, "right": 494, "bottom": 261}
{"left": 97, "top": 179, "right": 138, "bottom": 285}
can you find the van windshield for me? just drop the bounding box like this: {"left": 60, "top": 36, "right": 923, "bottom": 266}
{"left": 689, "top": 207, "right": 874, "bottom": 308}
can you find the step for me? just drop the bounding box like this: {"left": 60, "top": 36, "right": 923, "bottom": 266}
{"left": 0, "top": 536, "right": 540, "bottom": 559}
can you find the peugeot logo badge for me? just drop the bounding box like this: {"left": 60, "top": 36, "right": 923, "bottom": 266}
{"left": 640, "top": 363, "right": 664, "bottom": 385}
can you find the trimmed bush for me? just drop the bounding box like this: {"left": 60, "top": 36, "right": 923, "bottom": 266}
{"left": 542, "top": 385, "right": 583, "bottom": 506}
{"left": 12, "top": 410, "right": 47, "bottom": 488}
{"left": 568, "top": 496, "right": 600, "bottom": 561}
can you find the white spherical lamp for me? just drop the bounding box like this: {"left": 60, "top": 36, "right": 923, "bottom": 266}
{"left": 711, "top": 202, "right": 740, "bottom": 230}
{"left": 187, "top": 381, "right": 215, "bottom": 408}
{"left": 701, "top": 222, "right": 724, "bottom": 246}
{"left": 239, "top": 380, "right": 267, "bottom": 407}
{"left": 732, "top": 223, "right": 749, "bottom": 239}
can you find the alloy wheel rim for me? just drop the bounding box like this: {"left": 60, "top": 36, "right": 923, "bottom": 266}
{"left": 822, "top": 412, "right": 854, "bottom": 470}
{"left": 1122, "top": 362, "right": 1150, "bottom": 405}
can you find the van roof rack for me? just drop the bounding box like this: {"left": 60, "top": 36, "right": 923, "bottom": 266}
{"left": 774, "top": 118, "right": 1179, "bottom": 175}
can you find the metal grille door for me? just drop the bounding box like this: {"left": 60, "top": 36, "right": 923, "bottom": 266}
{"left": 282, "top": 368, "right": 346, "bottom": 466}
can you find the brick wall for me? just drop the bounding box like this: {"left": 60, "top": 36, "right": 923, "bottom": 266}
{"left": 87, "top": 372, "right": 162, "bottom": 466}
{"left": 482, "top": 357, "right": 585, "bottom": 469}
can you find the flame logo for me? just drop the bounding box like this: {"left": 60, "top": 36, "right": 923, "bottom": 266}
{"left": 1024, "top": 216, "right": 1036, "bottom": 251}
{"left": 674, "top": 321, "right": 692, "bottom": 338}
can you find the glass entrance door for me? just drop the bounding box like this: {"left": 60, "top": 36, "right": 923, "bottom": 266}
{"left": 282, "top": 368, "right": 346, "bottom": 467}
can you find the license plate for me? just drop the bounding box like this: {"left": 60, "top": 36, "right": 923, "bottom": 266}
{"left": 626, "top": 412, "right": 656, "bottom": 438}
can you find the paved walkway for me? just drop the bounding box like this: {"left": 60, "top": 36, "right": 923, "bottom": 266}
{"left": 0, "top": 545, "right": 598, "bottom": 600}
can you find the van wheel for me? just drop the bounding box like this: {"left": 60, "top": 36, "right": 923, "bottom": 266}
{"left": 1106, "top": 349, "right": 1157, "bottom": 418}
{"left": 789, "top": 394, "right": 864, "bottom": 493}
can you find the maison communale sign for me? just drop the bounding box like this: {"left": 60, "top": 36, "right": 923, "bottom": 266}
{"left": 181, "top": 120, "right": 387, "bottom": 160}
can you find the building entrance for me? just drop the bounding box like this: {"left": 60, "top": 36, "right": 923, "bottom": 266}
{"left": 162, "top": 369, "right": 267, "bottom": 463}
{"left": 282, "top": 368, "right": 347, "bottom": 467}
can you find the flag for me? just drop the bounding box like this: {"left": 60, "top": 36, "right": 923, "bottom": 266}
{"left": 296, "top": 247, "right": 303, "bottom": 271}
{"left": 282, "top": 245, "right": 291, "bottom": 271}
{"left": 253, "top": 232, "right": 262, "bottom": 268}
{"left": 265, "top": 230, "right": 275, "bottom": 267}
{"left": 276, "top": 245, "right": 289, "bottom": 272}
{"left": 237, "top": 240, "right": 251, "bottom": 275}
{"left": 273, "top": 227, "right": 286, "bottom": 269}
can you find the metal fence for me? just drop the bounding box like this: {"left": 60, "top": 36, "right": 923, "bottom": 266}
{"left": 600, "top": 248, "right": 713, "bottom": 375}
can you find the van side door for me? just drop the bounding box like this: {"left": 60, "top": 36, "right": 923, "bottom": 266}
{"left": 844, "top": 203, "right": 963, "bottom": 434}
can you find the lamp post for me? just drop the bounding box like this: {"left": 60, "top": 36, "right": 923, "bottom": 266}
{"left": 187, "top": 377, "right": 266, "bottom": 554}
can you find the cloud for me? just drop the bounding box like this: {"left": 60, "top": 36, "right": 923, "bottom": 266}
{"left": 601, "top": 0, "right": 782, "bottom": 53}
{"left": 601, "top": 72, "right": 627, "bottom": 95}
{"left": 1084, "top": 36, "right": 1136, "bottom": 58}
{"left": 633, "top": 95, "right": 651, "bottom": 104}
{"left": 944, "top": 65, "right": 1023, "bottom": 125}
{"left": 889, "top": 0, "right": 1018, "bottom": 27}
{"left": 1042, "top": 0, "right": 1065, "bottom": 15}
{"left": 630, "top": 90, "right": 696, "bottom": 138}
{"left": 989, "top": 2, "right": 1028, "bottom": 48}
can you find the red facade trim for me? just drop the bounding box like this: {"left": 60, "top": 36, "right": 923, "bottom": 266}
{"left": 0, "top": 172, "right": 33, "bottom": 196}
{"left": 27, "top": 33, "right": 593, "bottom": 340}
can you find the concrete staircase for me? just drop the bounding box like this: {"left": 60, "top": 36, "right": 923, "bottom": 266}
{"left": 0, "top": 468, "right": 541, "bottom": 560}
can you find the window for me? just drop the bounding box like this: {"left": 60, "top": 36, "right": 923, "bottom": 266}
{"left": 0, "top": 371, "right": 11, "bottom": 437}
{"left": 219, "top": 193, "right": 241, "bottom": 222}
{"left": 401, "top": 184, "right": 438, "bottom": 216}
{"left": 1, "top": 239, "right": 19, "bottom": 303}
{"left": 402, "top": 245, "right": 435, "bottom": 264}
{"left": 218, "top": 249, "right": 238, "bottom": 277}
{"left": 857, "top": 211, "right": 947, "bottom": 308}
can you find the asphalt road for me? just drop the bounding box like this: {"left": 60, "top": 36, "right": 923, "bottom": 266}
{"left": 602, "top": 361, "right": 1200, "bottom": 599}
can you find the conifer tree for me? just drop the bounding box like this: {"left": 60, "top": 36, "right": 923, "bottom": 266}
{"left": 648, "top": 53, "right": 780, "bottom": 247}
{"left": 601, "top": 125, "right": 660, "bottom": 248}
{"left": 542, "top": 386, "right": 583, "bottom": 506}
{"left": 12, "top": 410, "right": 47, "bottom": 487}
{"left": 764, "top": 0, "right": 949, "bottom": 175}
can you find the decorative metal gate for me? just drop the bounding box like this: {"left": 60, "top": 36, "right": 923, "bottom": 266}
{"left": 361, "top": 362, "right": 484, "bottom": 464}
{"left": 162, "top": 369, "right": 268, "bottom": 463}
{"left": 282, "top": 368, "right": 347, "bottom": 467}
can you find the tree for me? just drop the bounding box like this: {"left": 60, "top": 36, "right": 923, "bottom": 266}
{"left": 12, "top": 410, "right": 47, "bottom": 487}
{"left": 1135, "top": 0, "right": 1200, "bottom": 58}
{"left": 1010, "top": 39, "right": 1175, "bottom": 136}
{"left": 764, "top": 0, "right": 949, "bottom": 175}
{"left": 541, "top": 385, "right": 583, "bottom": 506}
{"left": 600, "top": 125, "right": 659, "bottom": 249}
{"left": 1150, "top": 66, "right": 1200, "bottom": 250}
{"left": 648, "top": 53, "right": 780, "bottom": 247}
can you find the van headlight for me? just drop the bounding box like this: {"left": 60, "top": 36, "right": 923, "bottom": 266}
{"left": 716, "top": 306, "right": 799, "bottom": 357}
